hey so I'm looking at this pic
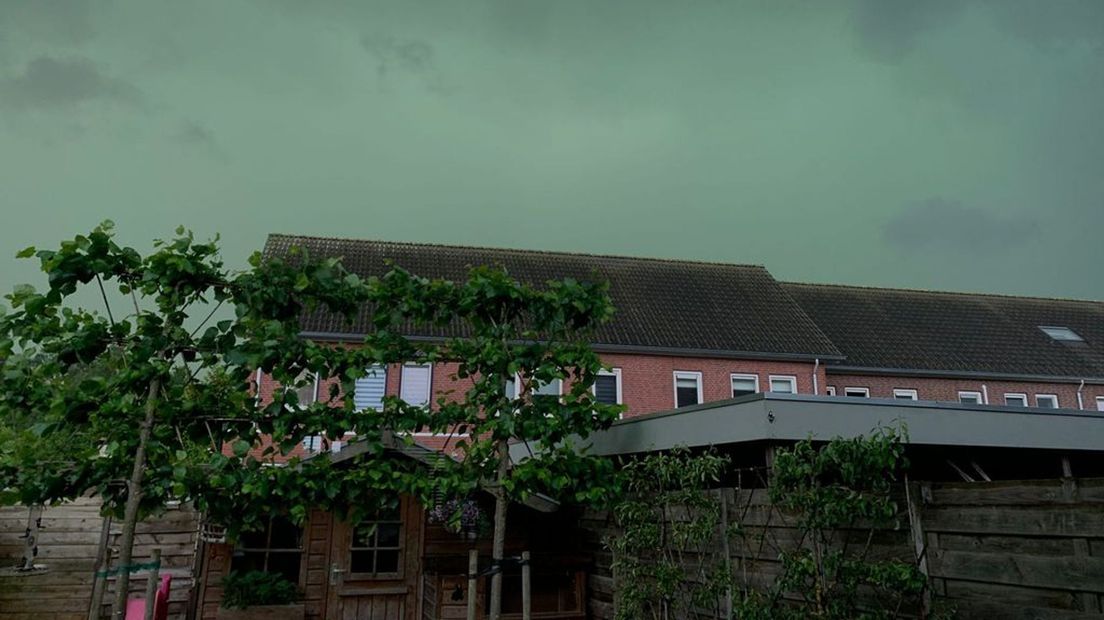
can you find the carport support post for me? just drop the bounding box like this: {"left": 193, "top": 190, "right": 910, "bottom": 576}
{"left": 467, "top": 549, "right": 478, "bottom": 620}
{"left": 521, "top": 551, "right": 531, "bottom": 620}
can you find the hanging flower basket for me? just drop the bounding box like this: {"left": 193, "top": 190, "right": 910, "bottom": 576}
{"left": 428, "top": 499, "right": 488, "bottom": 540}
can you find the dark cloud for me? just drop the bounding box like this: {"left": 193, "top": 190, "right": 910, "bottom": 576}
{"left": 0, "top": 0, "right": 97, "bottom": 45}
{"left": 359, "top": 34, "right": 447, "bottom": 93}
{"left": 850, "top": 0, "right": 963, "bottom": 62}
{"left": 175, "top": 119, "right": 215, "bottom": 146}
{"left": 0, "top": 56, "right": 142, "bottom": 110}
{"left": 883, "top": 198, "right": 1040, "bottom": 255}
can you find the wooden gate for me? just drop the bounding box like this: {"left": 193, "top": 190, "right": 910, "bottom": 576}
{"left": 325, "top": 498, "right": 423, "bottom": 619}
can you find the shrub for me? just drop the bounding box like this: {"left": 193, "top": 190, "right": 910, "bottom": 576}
{"left": 220, "top": 570, "right": 300, "bottom": 609}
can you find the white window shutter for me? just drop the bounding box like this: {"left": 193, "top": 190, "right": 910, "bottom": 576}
{"left": 400, "top": 364, "right": 432, "bottom": 407}
{"left": 354, "top": 365, "right": 387, "bottom": 411}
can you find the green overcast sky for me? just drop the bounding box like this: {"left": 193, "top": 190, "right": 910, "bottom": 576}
{"left": 1, "top": 0, "right": 1102, "bottom": 300}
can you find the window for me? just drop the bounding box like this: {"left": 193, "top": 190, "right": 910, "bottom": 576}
{"left": 1039, "top": 326, "right": 1084, "bottom": 342}
{"left": 349, "top": 503, "right": 403, "bottom": 578}
{"left": 825, "top": 386, "right": 836, "bottom": 396}
{"left": 284, "top": 371, "right": 317, "bottom": 407}
{"left": 959, "top": 391, "right": 983, "bottom": 405}
{"left": 1004, "top": 393, "right": 1028, "bottom": 406}
{"left": 399, "top": 364, "right": 432, "bottom": 407}
{"left": 731, "top": 374, "right": 759, "bottom": 398}
{"left": 844, "top": 387, "right": 870, "bottom": 398}
{"left": 532, "top": 377, "right": 562, "bottom": 399}
{"left": 674, "top": 372, "right": 703, "bottom": 408}
{"left": 1097, "top": 397, "right": 1104, "bottom": 412}
{"left": 231, "top": 516, "right": 303, "bottom": 584}
{"left": 302, "top": 435, "right": 324, "bottom": 453}
{"left": 768, "top": 375, "right": 797, "bottom": 394}
{"left": 354, "top": 365, "right": 387, "bottom": 411}
{"left": 893, "top": 389, "right": 918, "bottom": 401}
{"left": 594, "top": 369, "right": 622, "bottom": 405}
{"left": 1035, "top": 394, "right": 1059, "bottom": 409}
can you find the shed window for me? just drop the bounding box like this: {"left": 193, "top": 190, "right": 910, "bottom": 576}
{"left": 844, "top": 387, "right": 870, "bottom": 398}
{"left": 674, "top": 372, "right": 702, "bottom": 408}
{"left": 768, "top": 375, "right": 797, "bottom": 394}
{"left": 354, "top": 365, "right": 387, "bottom": 411}
{"left": 399, "top": 364, "right": 432, "bottom": 407}
{"left": 1035, "top": 394, "right": 1059, "bottom": 409}
{"left": 231, "top": 516, "right": 303, "bottom": 584}
{"left": 1004, "top": 393, "right": 1028, "bottom": 407}
{"left": 731, "top": 374, "right": 759, "bottom": 398}
{"left": 959, "top": 391, "right": 983, "bottom": 405}
{"left": 349, "top": 503, "right": 403, "bottom": 578}
{"left": 893, "top": 389, "right": 918, "bottom": 401}
{"left": 594, "top": 369, "right": 621, "bottom": 405}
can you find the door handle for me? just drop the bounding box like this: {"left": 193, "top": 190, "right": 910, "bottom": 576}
{"left": 330, "top": 564, "right": 346, "bottom": 586}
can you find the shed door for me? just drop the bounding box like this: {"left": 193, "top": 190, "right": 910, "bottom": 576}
{"left": 327, "top": 497, "right": 422, "bottom": 619}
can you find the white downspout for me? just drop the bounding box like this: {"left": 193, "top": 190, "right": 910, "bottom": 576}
{"left": 981, "top": 384, "right": 989, "bottom": 405}
{"left": 1077, "top": 379, "right": 1086, "bottom": 410}
{"left": 812, "top": 358, "right": 820, "bottom": 396}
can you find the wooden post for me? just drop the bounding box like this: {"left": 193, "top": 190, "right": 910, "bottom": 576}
{"left": 18, "top": 505, "right": 43, "bottom": 571}
{"left": 905, "top": 479, "right": 931, "bottom": 617}
{"left": 521, "top": 551, "right": 531, "bottom": 620}
{"left": 717, "top": 489, "right": 733, "bottom": 618}
{"left": 88, "top": 514, "right": 114, "bottom": 620}
{"left": 467, "top": 549, "right": 478, "bottom": 620}
{"left": 143, "top": 548, "right": 161, "bottom": 620}
{"left": 89, "top": 544, "right": 114, "bottom": 620}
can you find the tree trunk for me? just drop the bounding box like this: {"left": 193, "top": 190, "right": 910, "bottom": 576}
{"left": 110, "top": 377, "right": 161, "bottom": 619}
{"left": 488, "top": 439, "right": 509, "bottom": 620}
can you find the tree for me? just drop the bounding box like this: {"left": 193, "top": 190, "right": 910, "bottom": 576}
{"left": 2, "top": 224, "right": 623, "bottom": 619}
{"left": 356, "top": 265, "right": 625, "bottom": 618}
{"left": 0, "top": 222, "right": 373, "bottom": 617}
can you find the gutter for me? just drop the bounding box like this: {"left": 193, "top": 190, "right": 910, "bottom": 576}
{"left": 299, "top": 331, "right": 845, "bottom": 363}
{"left": 826, "top": 365, "right": 1104, "bottom": 386}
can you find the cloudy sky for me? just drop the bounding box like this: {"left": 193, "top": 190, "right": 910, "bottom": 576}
{"left": 1, "top": 0, "right": 1102, "bottom": 300}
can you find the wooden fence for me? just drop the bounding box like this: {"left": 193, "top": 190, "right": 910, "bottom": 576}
{"left": 0, "top": 498, "right": 200, "bottom": 620}
{"left": 584, "top": 477, "right": 1104, "bottom": 619}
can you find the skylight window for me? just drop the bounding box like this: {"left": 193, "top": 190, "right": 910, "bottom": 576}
{"left": 1039, "top": 326, "right": 1084, "bottom": 342}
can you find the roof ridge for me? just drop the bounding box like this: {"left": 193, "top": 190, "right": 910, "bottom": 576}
{"left": 266, "top": 233, "right": 768, "bottom": 271}
{"left": 783, "top": 280, "right": 1104, "bottom": 305}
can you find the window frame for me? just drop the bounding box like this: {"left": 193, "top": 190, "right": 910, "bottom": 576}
{"left": 399, "top": 363, "right": 433, "bottom": 408}
{"left": 1035, "top": 394, "right": 1059, "bottom": 409}
{"left": 1004, "top": 393, "right": 1029, "bottom": 407}
{"left": 730, "top": 373, "right": 760, "bottom": 398}
{"left": 1097, "top": 397, "right": 1104, "bottom": 412}
{"left": 958, "top": 391, "right": 983, "bottom": 405}
{"left": 768, "top": 375, "right": 797, "bottom": 395}
{"left": 844, "top": 387, "right": 870, "bottom": 398}
{"left": 825, "top": 386, "right": 836, "bottom": 396}
{"left": 593, "top": 368, "right": 623, "bottom": 406}
{"left": 347, "top": 499, "right": 406, "bottom": 581}
{"left": 893, "top": 388, "right": 919, "bottom": 401}
{"left": 673, "top": 371, "right": 704, "bottom": 408}
{"left": 232, "top": 516, "right": 304, "bottom": 586}
{"left": 1038, "top": 325, "right": 1084, "bottom": 342}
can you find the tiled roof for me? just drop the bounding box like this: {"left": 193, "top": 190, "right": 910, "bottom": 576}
{"left": 263, "top": 235, "right": 841, "bottom": 360}
{"left": 784, "top": 283, "right": 1104, "bottom": 380}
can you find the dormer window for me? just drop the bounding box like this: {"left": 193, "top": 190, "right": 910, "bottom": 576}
{"left": 1039, "top": 326, "right": 1084, "bottom": 342}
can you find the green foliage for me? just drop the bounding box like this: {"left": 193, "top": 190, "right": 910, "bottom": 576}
{"left": 607, "top": 448, "right": 733, "bottom": 620}
{"left": 219, "top": 570, "right": 300, "bottom": 609}
{"left": 0, "top": 222, "right": 622, "bottom": 543}
{"left": 605, "top": 429, "right": 934, "bottom": 620}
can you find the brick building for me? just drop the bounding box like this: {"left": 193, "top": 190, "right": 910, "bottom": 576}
{"left": 260, "top": 234, "right": 1104, "bottom": 434}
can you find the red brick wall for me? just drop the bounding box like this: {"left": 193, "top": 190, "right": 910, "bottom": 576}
{"left": 825, "top": 373, "right": 1104, "bottom": 410}
{"left": 256, "top": 353, "right": 825, "bottom": 422}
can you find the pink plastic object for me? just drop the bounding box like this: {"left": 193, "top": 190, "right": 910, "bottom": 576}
{"left": 124, "top": 574, "right": 172, "bottom": 620}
